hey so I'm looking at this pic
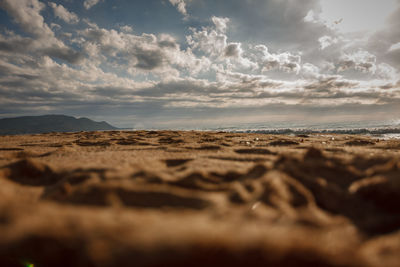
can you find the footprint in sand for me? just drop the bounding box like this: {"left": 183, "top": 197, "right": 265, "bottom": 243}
{"left": 234, "top": 148, "right": 275, "bottom": 155}
{"left": 269, "top": 140, "right": 300, "bottom": 146}
{"left": 170, "top": 164, "right": 268, "bottom": 192}
{"left": 158, "top": 137, "right": 184, "bottom": 144}
{"left": 208, "top": 156, "right": 266, "bottom": 162}
{"left": 195, "top": 145, "right": 221, "bottom": 150}
{"left": 229, "top": 171, "right": 315, "bottom": 209}
{"left": 116, "top": 139, "right": 139, "bottom": 145}
{"left": 345, "top": 140, "right": 375, "bottom": 146}
{"left": 75, "top": 140, "right": 111, "bottom": 147}
{"left": 44, "top": 183, "right": 212, "bottom": 210}
{"left": 0, "top": 148, "right": 24, "bottom": 151}
{"left": 1, "top": 159, "right": 61, "bottom": 186}
{"left": 164, "top": 159, "right": 192, "bottom": 167}
{"left": 13, "top": 151, "right": 54, "bottom": 159}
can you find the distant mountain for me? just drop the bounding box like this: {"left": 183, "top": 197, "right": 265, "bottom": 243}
{"left": 0, "top": 115, "right": 117, "bottom": 135}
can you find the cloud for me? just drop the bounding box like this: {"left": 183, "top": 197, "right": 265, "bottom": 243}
{"left": 187, "top": 0, "right": 325, "bottom": 52}
{"left": 303, "top": 10, "right": 316, "bottom": 23}
{"left": 253, "top": 45, "right": 301, "bottom": 73}
{"left": 338, "top": 50, "right": 377, "bottom": 73}
{"left": 224, "top": 43, "right": 242, "bottom": 58}
{"left": 304, "top": 76, "right": 359, "bottom": 93}
{"left": 80, "top": 23, "right": 210, "bottom": 77}
{"left": 0, "top": 0, "right": 83, "bottom": 64}
{"left": 319, "top": 0, "right": 397, "bottom": 34}
{"left": 364, "top": 4, "right": 400, "bottom": 68}
{"left": 0, "top": 0, "right": 53, "bottom": 38}
{"left": 187, "top": 17, "right": 229, "bottom": 57}
{"left": 375, "top": 63, "right": 398, "bottom": 80}
{"left": 84, "top": 0, "right": 101, "bottom": 10}
{"left": 50, "top": 23, "right": 61, "bottom": 30}
{"left": 211, "top": 16, "right": 229, "bottom": 33}
{"left": 0, "top": 43, "right": 398, "bottom": 127}
{"left": 301, "top": 63, "right": 322, "bottom": 79}
{"left": 0, "top": 32, "right": 34, "bottom": 53}
{"left": 120, "top": 25, "right": 133, "bottom": 33}
{"left": 42, "top": 46, "right": 83, "bottom": 64}
{"left": 319, "top": 36, "right": 339, "bottom": 50}
{"left": 48, "top": 2, "right": 79, "bottom": 24}
{"left": 187, "top": 16, "right": 256, "bottom": 71}
{"left": 169, "top": 0, "right": 188, "bottom": 19}
{"left": 389, "top": 42, "right": 400, "bottom": 52}
{"left": 134, "top": 48, "right": 164, "bottom": 70}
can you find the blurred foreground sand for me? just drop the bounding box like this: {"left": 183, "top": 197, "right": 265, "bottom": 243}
{"left": 0, "top": 131, "right": 400, "bottom": 266}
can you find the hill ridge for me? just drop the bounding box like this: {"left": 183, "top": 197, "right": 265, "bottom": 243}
{"left": 0, "top": 115, "right": 117, "bottom": 135}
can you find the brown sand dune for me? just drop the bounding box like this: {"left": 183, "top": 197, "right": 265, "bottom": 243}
{"left": 0, "top": 131, "right": 400, "bottom": 266}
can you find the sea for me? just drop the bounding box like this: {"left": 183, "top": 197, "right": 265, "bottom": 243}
{"left": 210, "top": 120, "right": 400, "bottom": 139}
{"left": 134, "top": 119, "right": 400, "bottom": 139}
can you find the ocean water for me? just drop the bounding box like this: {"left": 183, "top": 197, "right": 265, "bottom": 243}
{"left": 130, "top": 119, "right": 400, "bottom": 139}
{"left": 206, "top": 120, "right": 400, "bottom": 139}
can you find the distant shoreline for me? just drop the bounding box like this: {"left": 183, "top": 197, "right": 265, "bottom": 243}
{"left": 2, "top": 130, "right": 400, "bottom": 140}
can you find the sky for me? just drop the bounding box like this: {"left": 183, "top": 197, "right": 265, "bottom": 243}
{"left": 0, "top": 0, "right": 399, "bottom": 128}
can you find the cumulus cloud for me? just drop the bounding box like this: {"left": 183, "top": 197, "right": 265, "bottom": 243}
{"left": 187, "top": 16, "right": 256, "bottom": 71}
{"left": 120, "top": 25, "right": 133, "bottom": 33}
{"left": 301, "top": 63, "right": 322, "bottom": 79}
{"left": 319, "top": 36, "right": 339, "bottom": 50}
{"left": 303, "top": 10, "right": 319, "bottom": 23}
{"left": 0, "top": 0, "right": 53, "bottom": 38}
{"left": 186, "top": 0, "right": 325, "bottom": 53}
{"left": 80, "top": 23, "right": 210, "bottom": 78}
{"left": 0, "top": 0, "right": 83, "bottom": 64}
{"left": 375, "top": 63, "right": 398, "bottom": 80}
{"left": 211, "top": 16, "right": 229, "bottom": 33}
{"left": 169, "top": 0, "right": 188, "bottom": 19}
{"left": 224, "top": 43, "right": 242, "bottom": 58}
{"left": 49, "top": 2, "right": 79, "bottom": 24}
{"left": 338, "top": 50, "right": 377, "bottom": 74}
{"left": 187, "top": 17, "right": 229, "bottom": 57}
{"left": 253, "top": 45, "right": 301, "bottom": 73}
{"left": 84, "top": 0, "right": 101, "bottom": 10}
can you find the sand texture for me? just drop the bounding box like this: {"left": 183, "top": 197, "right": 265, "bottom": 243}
{"left": 0, "top": 131, "right": 400, "bottom": 266}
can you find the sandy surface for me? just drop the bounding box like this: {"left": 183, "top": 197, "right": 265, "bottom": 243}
{"left": 0, "top": 130, "right": 400, "bottom": 266}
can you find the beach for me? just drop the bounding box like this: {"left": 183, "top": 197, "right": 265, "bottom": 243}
{"left": 0, "top": 130, "right": 400, "bottom": 266}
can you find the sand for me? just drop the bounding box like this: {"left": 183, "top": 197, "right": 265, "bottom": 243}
{"left": 0, "top": 130, "right": 399, "bottom": 266}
